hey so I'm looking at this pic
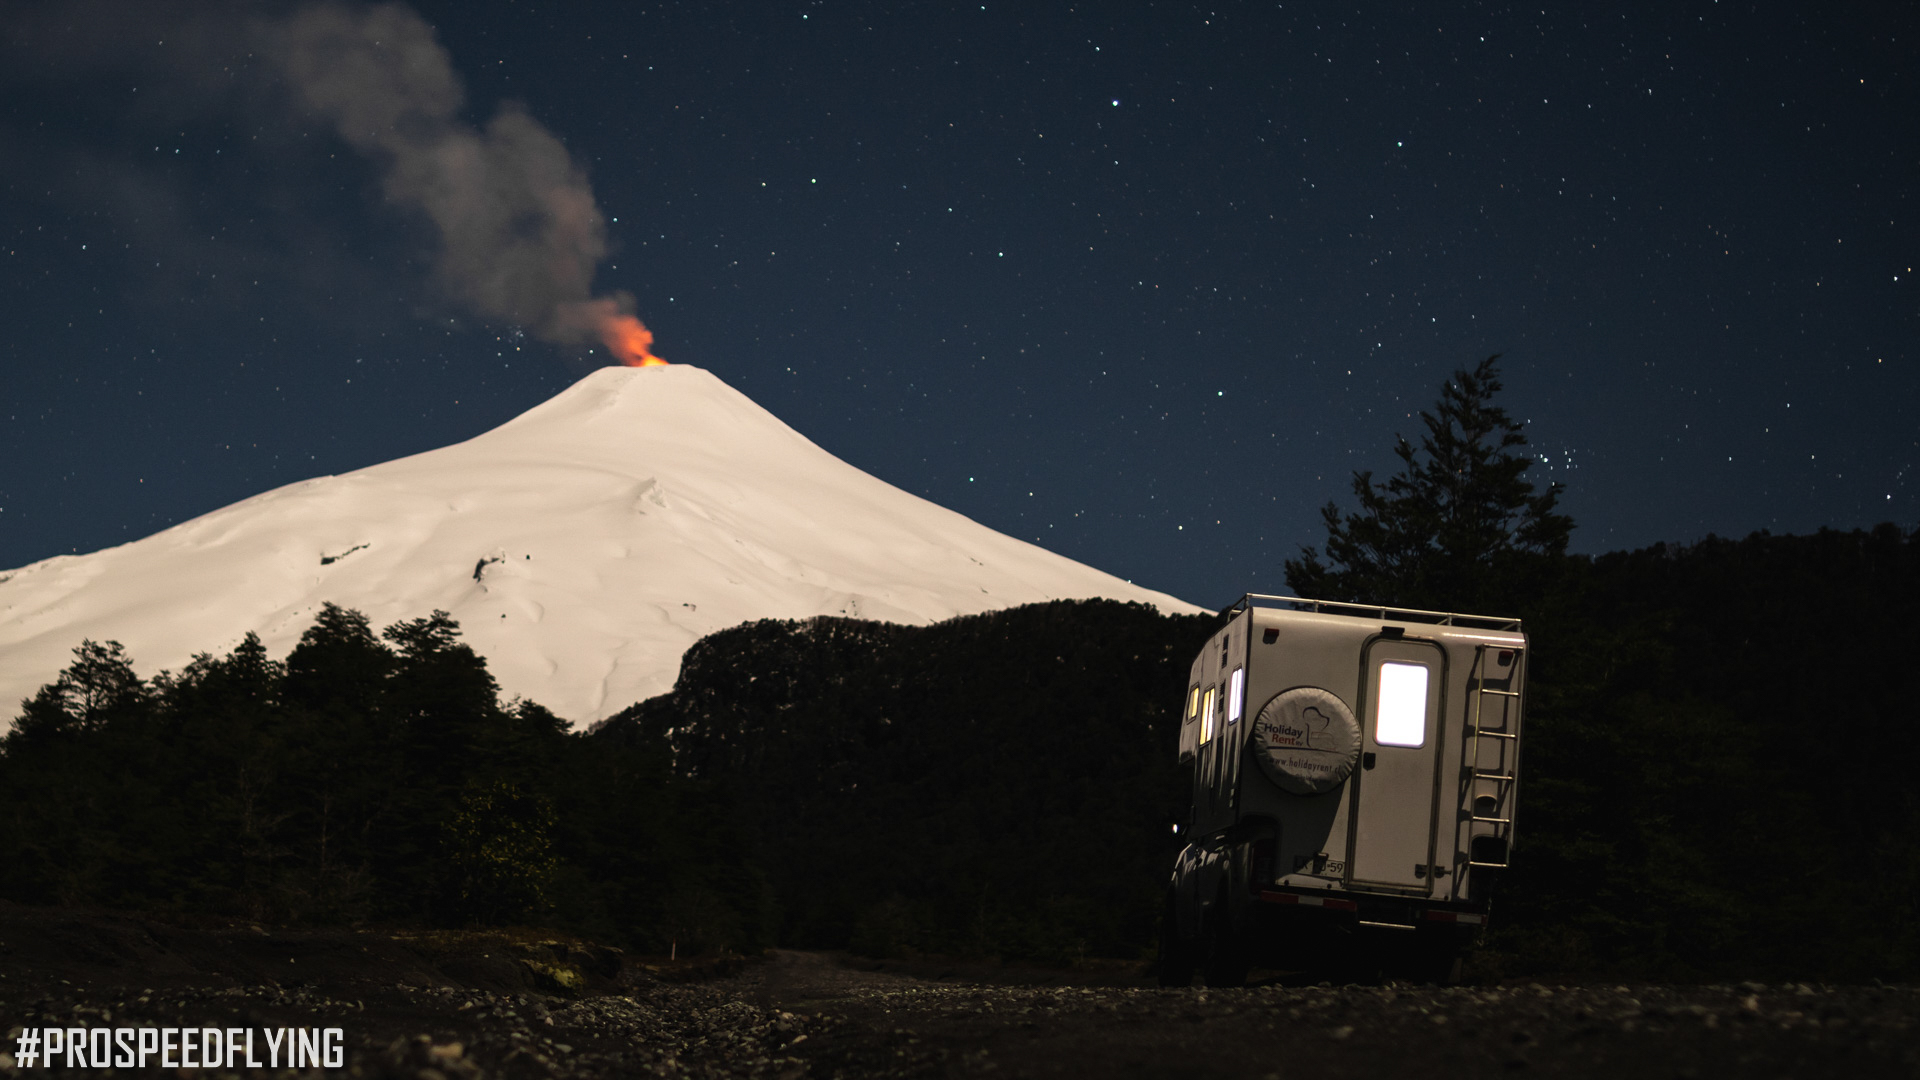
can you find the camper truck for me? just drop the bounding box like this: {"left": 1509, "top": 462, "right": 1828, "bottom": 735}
{"left": 1159, "top": 594, "right": 1526, "bottom": 986}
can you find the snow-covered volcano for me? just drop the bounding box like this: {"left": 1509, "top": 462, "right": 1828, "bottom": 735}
{"left": 1, "top": 365, "right": 1201, "bottom": 727}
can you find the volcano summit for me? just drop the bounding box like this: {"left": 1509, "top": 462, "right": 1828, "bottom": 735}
{"left": 0, "top": 365, "right": 1200, "bottom": 727}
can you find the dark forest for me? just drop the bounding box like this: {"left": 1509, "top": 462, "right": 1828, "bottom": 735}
{"left": 4, "top": 521, "right": 1916, "bottom": 980}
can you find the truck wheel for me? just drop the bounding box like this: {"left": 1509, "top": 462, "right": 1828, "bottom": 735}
{"left": 1156, "top": 891, "right": 1196, "bottom": 987}
{"left": 1411, "top": 934, "right": 1464, "bottom": 985}
{"left": 1200, "top": 900, "right": 1250, "bottom": 988}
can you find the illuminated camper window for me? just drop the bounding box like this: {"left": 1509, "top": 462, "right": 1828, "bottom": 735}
{"left": 1227, "top": 668, "right": 1244, "bottom": 724}
{"left": 1200, "top": 687, "right": 1216, "bottom": 744}
{"left": 1185, "top": 686, "right": 1199, "bottom": 725}
{"left": 1375, "top": 661, "right": 1430, "bottom": 748}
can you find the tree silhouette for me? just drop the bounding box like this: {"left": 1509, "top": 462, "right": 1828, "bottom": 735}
{"left": 1285, "top": 355, "right": 1571, "bottom": 610}
{"left": 8, "top": 639, "right": 150, "bottom": 746}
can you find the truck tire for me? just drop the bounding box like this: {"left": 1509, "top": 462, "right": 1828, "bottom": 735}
{"left": 1411, "top": 929, "right": 1467, "bottom": 985}
{"left": 1156, "top": 891, "right": 1196, "bottom": 987}
{"left": 1200, "top": 894, "right": 1250, "bottom": 988}
{"left": 1410, "top": 942, "right": 1463, "bottom": 985}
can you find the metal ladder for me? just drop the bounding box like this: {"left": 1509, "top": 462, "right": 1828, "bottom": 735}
{"left": 1464, "top": 644, "right": 1524, "bottom": 869}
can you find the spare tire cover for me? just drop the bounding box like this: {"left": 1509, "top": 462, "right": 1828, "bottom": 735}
{"left": 1249, "top": 687, "right": 1362, "bottom": 795}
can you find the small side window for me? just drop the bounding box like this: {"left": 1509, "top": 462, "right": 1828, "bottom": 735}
{"left": 1184, "top": 686, "right": 1199, "bottom": 725}
{"left": 1227, "top": 668, "right": 1244, "bottom": 723}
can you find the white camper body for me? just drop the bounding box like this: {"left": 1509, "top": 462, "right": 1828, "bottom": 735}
{"left": 1160, "top": 594, "right": 1526, "bottom": 985}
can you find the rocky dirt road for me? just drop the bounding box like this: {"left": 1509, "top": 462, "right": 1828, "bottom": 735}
{"left": 740, "top": 951, "right": 1920, "bottom": 1078}
{"left": 1, "top": 903, "right": 1915, "bottom": 1078}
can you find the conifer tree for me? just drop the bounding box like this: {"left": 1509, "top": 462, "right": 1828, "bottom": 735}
{"left": 1285, "top": 355, "right": 1571, "bottom": 610}
{"left": 7, "top": 639, "right": 150, "bottom": 745}
{"left": 284, "top": 602, "right": 393, "bottom": 715}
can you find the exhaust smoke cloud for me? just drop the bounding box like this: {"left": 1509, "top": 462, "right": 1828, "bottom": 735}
{"left": 261, "top": 2, "right": 660, "bottom": 362}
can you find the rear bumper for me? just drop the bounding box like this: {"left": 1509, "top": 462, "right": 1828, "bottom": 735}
{"left": 1254, "top": 887, "right": 1488, "bottom": 930}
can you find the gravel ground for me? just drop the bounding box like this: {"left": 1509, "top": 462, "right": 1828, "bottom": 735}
{"left": 743, "top": 959, "right": 1920, "bottom": 1079}
{"left": 1, "top": 959, "right": 828, "bottom": 1078}
{"left": 1, "top": 904, "right": 1915, "bottom": 1078}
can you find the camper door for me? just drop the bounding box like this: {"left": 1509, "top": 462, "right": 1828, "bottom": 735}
{"left": 1348, "top": 637, "right": 1446, "bottom": 891}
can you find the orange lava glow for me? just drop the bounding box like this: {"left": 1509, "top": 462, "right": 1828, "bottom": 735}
{"left": 599, "top": 314, "right": 668, "bottom": 367}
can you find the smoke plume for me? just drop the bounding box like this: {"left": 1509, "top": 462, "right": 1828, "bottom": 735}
{"left": 259, "top": 2, "right": 637, "bottom": 347}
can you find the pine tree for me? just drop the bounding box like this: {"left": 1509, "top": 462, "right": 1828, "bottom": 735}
{"left": 1285, "top": 355, "right": 1572, "bottom": 611}
{"left": 284, "top": 602, "right": 394, "bottom": 715}
{"left": 7, "top": 639, "right": 150, "bottom": 744}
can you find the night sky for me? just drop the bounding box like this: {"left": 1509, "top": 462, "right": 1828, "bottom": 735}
{"left": 4, "top": 0, "right": 1915, "bottom": 610}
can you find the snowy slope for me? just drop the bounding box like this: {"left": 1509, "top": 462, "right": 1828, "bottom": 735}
{"left": 1, "top": 365, "right": 1202, "bottom": 727}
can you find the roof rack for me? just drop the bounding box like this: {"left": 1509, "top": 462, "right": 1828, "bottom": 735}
{"left": 1230, "top": 593, "right": 1523, "bottom": 633}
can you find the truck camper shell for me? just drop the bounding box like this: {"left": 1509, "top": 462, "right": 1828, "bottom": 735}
{"left": 1161, "top": 594, "right": 1526, "bottom": 986}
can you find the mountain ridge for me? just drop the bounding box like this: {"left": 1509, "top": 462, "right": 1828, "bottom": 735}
{"left": 1, "top": 365, "right": 1201, "bottom": 726}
